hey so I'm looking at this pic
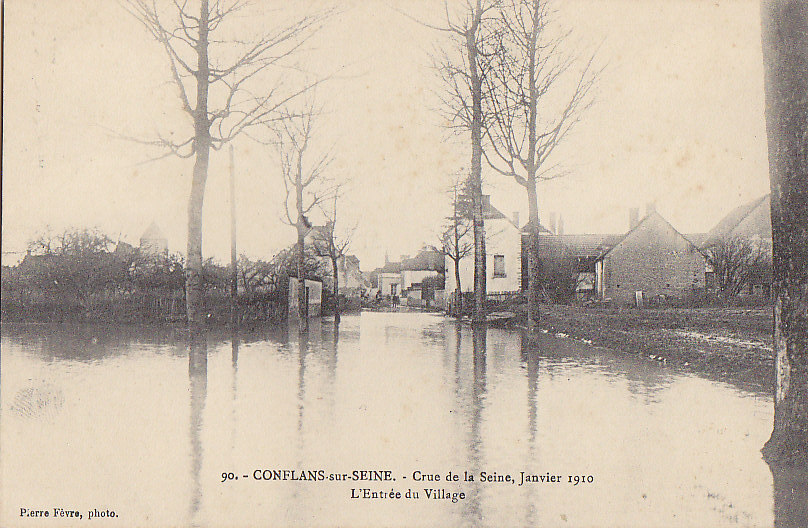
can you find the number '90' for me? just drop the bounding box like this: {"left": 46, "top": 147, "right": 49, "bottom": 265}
{"left": 221, "top": 472, "right": 236, "bottom": 482}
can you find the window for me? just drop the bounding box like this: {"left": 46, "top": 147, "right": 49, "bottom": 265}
{"left": 493, "top": 255, "right": 506, "bottom": 277}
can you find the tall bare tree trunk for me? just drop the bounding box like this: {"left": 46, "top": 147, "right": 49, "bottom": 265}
{"left": 186, "top": 0, "right": 211, "bottom": 328}
{"left": 453, "top": 210, "right": 463, "bottom": 318}
{"left": 525, "top": 2, "right": 541, "bottom": 332}
{"left": 526, "top": 183, "right": 541, "bottom": 330}
{"left": 229, "top": 145, "right": 238, "bottom": 329}
{"left": 296, "top": 161, "right": 308, "bottom": 333}
{"left": 296, "top": 229, "right": 308, "bottom": 333}
{"left": 467, "top": 2, "right": 487, "bottom": 325}
{"left": 454, "top": 257, "right": 463, "bottom": 318}
{"left": 760, "top": 0, "right": 808, "bottom": 465}
{"left": 332, "top": 257, "right": 340, "bottom": 324}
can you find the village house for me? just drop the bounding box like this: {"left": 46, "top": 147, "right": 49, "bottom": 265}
{"left": 700, "top": 193, "right": 772, "bottom": 295}
{"left": 304, "top": 223, "right": 363, "bottom": 297}
{"left": 594, "top": 208, "right": 707, "bottom": 305}
{"left": 399, "top": 249, "right": 444, "bottom": 306}
{"left": 371, "top": 256, "right": 403, "bottom": 298}
{"left": 701, "top": 194, "right": 772, "bottom": 248}
{"left": 444, "top": 195, "right": 522, "bottom": 299}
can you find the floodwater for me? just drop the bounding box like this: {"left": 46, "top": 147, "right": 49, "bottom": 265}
{"left": 0, "top": 312, "right": 797, "bottom": 527}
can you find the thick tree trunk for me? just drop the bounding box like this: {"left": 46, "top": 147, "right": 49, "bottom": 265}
{"left": 454, "top": 256, "right": 463, "bottom": 318}
{"left": 296, "top": 153, "right": 308, "bottom": 333}
{"left": 296, "top": 227, "right": 308, "bottom": 333}
{"left": 332, "top": 257, "right": 340, "bottom": 324}
{"left": 229, "top": 145, "right": 238, "bottom": 329}
{"left": 760, "top": 0, "right": 808, "bottom": 465}
{"left": 467, "top": 6, "right": 486, "bottom": 325}
{"left": 771, "top": 463, "right": 808, "bottom": 527}
{"left": 185, "top": 0, "right": 211, "bottom": 329}
{"left": 526, "top": 182, "right": 541, "bottom": 331}
{"left": 525, "top": 2, "right": 541, "bottom": 332}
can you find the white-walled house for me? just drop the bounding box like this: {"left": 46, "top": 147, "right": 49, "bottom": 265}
{"left": 445, "top": 196, "right": 522, "bottom": 295}
{"left": 378, "top": 272, "right": 402, "bottom": 297}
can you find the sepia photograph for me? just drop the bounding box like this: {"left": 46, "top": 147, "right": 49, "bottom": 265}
{"left": 1, "top": 0, "right": 807, "bottom": 526}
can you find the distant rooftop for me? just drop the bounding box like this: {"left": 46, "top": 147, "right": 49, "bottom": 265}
{"left": 140, "top": 221, "right": 165, "bottom": 241}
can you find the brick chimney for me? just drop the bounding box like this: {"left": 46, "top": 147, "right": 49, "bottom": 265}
{"left": 646, "top": 201, "right": 656, "bottom": 217}
{"left": 549, "top": 212, "right": 557, "bottom": 235}
{"left": 629, "top": 208, "right": 640, "bottom": 230}
{"left": 557, "top": 215, "right": 565, "bottom": 236}
{"left": 481, "top": 194, "right": 491, "bottom": 211}
{"left": 512, "top": 211, "right": 520, "bottom": 226}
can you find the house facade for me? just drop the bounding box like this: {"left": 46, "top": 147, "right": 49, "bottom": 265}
{"left": 595, "top": 211, "right": 707, "bottom": 305}
{"left": 445, "top": 196, "right": 522, "bottom": 296}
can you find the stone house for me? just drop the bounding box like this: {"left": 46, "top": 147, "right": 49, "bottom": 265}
{"left": 594, "top": 211, "right": 707, "bottom": 305}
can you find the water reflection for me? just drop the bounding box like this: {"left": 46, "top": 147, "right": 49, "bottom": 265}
{"left": 0, "top": 316, "right": 799, "bottom": 527}
{"left": 463, "top": 325, "right": 486, "bottom": 527}
{"left": 188, "top": 331, "right": 207, "bottom": 524}
{"left": 520, "top": 332, "right": 540, "bottom": 527}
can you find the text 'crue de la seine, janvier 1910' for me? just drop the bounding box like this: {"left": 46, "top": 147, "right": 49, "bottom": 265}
{"left": 220, "top": 468, "right": 595, "bottom": 503}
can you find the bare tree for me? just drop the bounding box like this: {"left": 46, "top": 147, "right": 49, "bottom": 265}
{"left": 434, "top": 175, "right": 474, "bottom": 317}
{"left": 312, "top": 189, "right": 355, "bottom": 325}
{"left": 760, "top": 0, "right": 808, "bottom": 466}
{"left": 705, "top": 236, "right": 770, "bottom": 297}
{"left": 482, "top": 0, "right": 596, "bottom": 331}
{"left": 431, "top": 0, "right": 502, "bottom": 325}
{"left": 123, "top": 0, "right": 328, "bottom": 328}
{"left": 276, "top": 103, "right": 333, "bottom": 333}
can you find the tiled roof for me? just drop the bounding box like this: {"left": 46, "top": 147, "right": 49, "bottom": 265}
{"left": 555, "top": 234, "right": 622, "bottom": 257}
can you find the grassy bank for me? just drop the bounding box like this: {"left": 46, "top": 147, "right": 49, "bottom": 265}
{"left": 501, "top": 303, "right": 774, "bottom": 392}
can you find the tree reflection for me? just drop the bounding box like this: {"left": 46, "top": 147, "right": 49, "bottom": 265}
{"left": 464, "top": 325, "right": 487, "bottom": 527}
{"left": 188, "top": 329, "right": 207, "bottom": 524}
{"left": 230, "top": 327, "right": 239, "bottom": 453}
{"left": 520, "top": 332, "right": 541, "bottom": 527}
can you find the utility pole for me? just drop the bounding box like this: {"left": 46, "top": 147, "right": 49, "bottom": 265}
{"left": 229, "top": 144, "right": 238, "bottom": 328}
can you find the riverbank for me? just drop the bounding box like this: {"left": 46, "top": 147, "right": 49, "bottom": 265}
{"left": 501, "top": 304, "right": 774, "bottom": 392}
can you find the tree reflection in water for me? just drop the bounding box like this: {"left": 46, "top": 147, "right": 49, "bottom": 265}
{"left": 188, "top": 329, "right": 207, "bottom": 525}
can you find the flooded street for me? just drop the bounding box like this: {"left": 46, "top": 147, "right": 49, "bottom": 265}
{"left": 0, "top": 312, "right": 787, "bottom": 527}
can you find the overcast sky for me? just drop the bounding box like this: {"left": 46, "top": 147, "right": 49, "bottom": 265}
{"left": 2, "top": 0, "right": 770, "bottom": 270}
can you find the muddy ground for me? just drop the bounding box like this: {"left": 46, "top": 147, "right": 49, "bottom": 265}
{"left": 500, "top": 304, "right": 775, "bottom": 393}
